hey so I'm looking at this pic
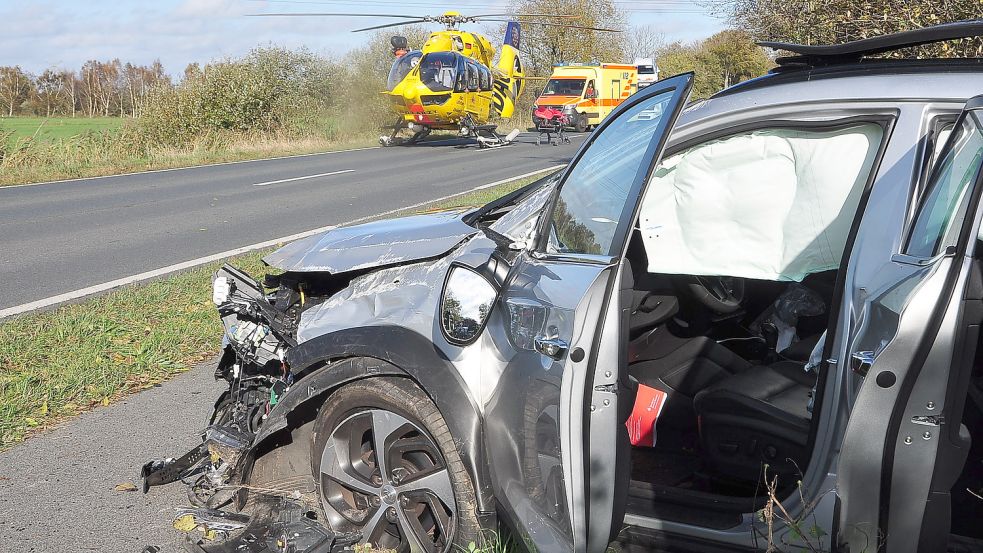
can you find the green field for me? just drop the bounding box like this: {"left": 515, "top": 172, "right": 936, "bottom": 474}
{"left": 0, "top": 116, "right": 123, "bottom": 144}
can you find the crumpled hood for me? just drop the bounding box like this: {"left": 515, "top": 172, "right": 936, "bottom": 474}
{"left": 263, "top": 209, "right": 478, "bottom": 273}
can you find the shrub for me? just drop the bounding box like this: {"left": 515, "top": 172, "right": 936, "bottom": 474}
{"left": 138, "top": 47, "right": 334, "bottom": 147}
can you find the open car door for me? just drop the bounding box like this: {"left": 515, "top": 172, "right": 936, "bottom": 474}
{"left": 481, "top": 73, "right": 693, "bottom": 553}
{"left": 838, "top": 97, "right": 983, "bottom": 553}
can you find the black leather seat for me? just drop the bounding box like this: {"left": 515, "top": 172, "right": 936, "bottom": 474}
{"left": 628, "top": 331, "right": 752, "bottom": 430}
{"left": 628, "top": 330, "right": 817, "bottom": 482}
{"left": 694, "top": 362, "right": 815, "bottom": 482}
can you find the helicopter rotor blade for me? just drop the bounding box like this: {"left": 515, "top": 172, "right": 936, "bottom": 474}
{"left": 351, "top": 20, "right": 430, "bottom": 32}
{"left": 247, "top": 12, "right": 423, "bottom": 19}
{"left": 482, "top": 19, "right": 623, "bottom": 32}
{"left": 468, "top": 13, "right": 580, "bottom": 19}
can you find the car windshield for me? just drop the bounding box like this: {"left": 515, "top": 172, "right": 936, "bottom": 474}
{"left": 387, "top": 50, "right": 422, "bottom": 90}
{"left": 419, "top": 52, "right": 460, "bottom": 92}
{"left": 542, "top": 78, "right": 585, "bottom": 96}
{"left": 638, "top": 65, "right": 655, "bottom": 74}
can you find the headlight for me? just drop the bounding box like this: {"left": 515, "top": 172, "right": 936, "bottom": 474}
{"left": 440, "top": 266, "right": 497, "bottom": 344}
{"left": 212, "top": 276, "right": 232, "bottom": 306}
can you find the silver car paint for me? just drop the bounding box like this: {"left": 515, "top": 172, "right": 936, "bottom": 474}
{"left": 275, "top": 70, "right": 983, "bottom": 551}
{"left": 263, "top": 210, "right": 476, "bottom": 273}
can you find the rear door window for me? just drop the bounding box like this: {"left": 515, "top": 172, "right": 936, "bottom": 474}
{"left": 905, "top": 111, "right": 983, "bottom": 257}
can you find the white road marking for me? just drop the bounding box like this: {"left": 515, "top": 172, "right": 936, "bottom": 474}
{"left": 0, "top": 148, "right": 380, "bottom": 190}
{"left": 0, "top": 164, "right": 566, "bottom": 320}
{"left": 0, "top": 132, "right": 536, "bottom": 190}
{"left": 251, "top": 169, "right": 354, "bottom": 187}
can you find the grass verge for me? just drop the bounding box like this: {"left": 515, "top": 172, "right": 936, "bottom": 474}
{"left": 0, "top": 121, "right": 517, "bottom": 187}
{"left": 0, "top": 170, "right": 551, "bottom": 449}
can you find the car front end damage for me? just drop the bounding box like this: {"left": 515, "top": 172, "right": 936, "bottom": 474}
{"left": 140, "top": 210, "right": 484, "bottom": 552}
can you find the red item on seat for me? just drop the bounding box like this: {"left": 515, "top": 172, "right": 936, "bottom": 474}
{"left": 626, "top": 383, "right": 668, "bottom": 447}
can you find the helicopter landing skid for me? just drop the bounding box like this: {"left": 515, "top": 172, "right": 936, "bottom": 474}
{"left": 379, "top": 120, "right": 431, "bottom": 147}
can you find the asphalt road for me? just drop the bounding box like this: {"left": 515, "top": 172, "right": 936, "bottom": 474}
{"left": 0, "top": 360, "right": 224, "bottom": 553}
{"left": 0, "top": 133, "right": 583, "bottom": 312}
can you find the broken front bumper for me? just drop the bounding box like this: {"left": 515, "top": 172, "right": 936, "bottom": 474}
{"left": 141, "top": 266, "right": 362, "bottom": 552}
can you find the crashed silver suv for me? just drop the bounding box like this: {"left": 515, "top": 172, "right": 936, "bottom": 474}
{"left": 145, "top": 21, "right": 983, "bottom": 553}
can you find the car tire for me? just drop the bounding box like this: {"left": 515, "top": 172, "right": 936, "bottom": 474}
{"left": 574, "top": 116, "right": 588, "bottom": 133}
{"left": 311, "top": 377, "right": 480, "bottom": 552}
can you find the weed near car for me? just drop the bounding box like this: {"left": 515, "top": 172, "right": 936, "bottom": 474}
{"left": 0, "top": 170, "right": 552, "bottom": 450}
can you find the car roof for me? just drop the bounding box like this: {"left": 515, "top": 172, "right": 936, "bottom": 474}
{"left": 678, "top": 61, "right": 983, "bottom": 127}
{"left": 680, "top": 20, "right": 983, "bottom": 126}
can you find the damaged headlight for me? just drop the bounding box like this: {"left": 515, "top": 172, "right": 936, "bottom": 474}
{"left": 213, "top": 276, "right": 232, "bottom": 306}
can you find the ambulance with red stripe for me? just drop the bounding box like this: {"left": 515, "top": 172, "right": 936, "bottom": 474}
{"left": 532, "top": 62, "right": 638, "bottom": 132}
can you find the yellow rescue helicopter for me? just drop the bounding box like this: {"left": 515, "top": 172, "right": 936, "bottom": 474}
{"left": 254, "top": 11, "right": 620, "bottom": 147}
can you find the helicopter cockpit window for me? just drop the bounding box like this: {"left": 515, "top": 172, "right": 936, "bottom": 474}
{"left": 478, "top": 66, "right": 492, "bottom": 91}
{"left": 542, "top": 78, "right": 586, "bottom": 96}
{"left": 387, "top": 50, "right": 422, "bottom": 91}
{"left": 420, "top": 52, "right": 461, "bottom": 93}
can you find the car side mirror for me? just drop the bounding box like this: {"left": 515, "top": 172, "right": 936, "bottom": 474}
{"left": 440, "top": 266, "right": 497, "bottom": 344}
{"left": 534, "top": 88, "right": 542, "bottom": 97}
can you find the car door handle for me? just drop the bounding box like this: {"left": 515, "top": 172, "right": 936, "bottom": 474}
{"left": 534, "top": 336, "right": 568, "bottom": 359}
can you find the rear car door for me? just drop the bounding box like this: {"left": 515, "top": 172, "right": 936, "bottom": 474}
{"left": 481, "top": 74, "right": 693, "bottom": 553}
{"left": 838, "top": 97, "right": 983, "bottom": 553}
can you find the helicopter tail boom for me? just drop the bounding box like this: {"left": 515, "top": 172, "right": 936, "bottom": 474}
{"left": 492, "top": 21, "right": 524, "bottom": 119}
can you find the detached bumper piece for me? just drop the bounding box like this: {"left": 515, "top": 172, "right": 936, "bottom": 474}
{"left": 181, "top": 497, "right": 360, "bottom": 553}
{"left": 143, "top": 426, "right": 360, "bottom": 552}
{"left": 142, "top": 425, "right": 253, "bottom": 496}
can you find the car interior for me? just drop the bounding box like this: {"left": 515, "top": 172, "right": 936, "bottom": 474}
{"left": 621, "top": 231, "right": 830, "bottom": 512}
{"left": 610, "top": 122, "right": 885, "bottom": 526}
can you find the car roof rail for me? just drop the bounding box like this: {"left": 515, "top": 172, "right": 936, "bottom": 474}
{"left": 759, "top": 19, "right": 983, "bottom": 71}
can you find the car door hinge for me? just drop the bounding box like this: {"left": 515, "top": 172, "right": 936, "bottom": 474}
{"left": 911, "top": 414, "right": 944, "bottom": 426}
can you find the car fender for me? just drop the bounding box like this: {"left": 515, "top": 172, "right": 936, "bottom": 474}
{"left": 252, "top": 325, "right": 495, "bottom": 514}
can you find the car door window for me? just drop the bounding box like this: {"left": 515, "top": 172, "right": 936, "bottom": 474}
{"left": 906, "top": 111, "right": 983, "bottom": 257}
{"left": 546, "top": 90, "right": 677, "bottom": 256}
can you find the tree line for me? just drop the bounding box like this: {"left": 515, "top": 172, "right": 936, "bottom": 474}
{"left": 6, "top": 0, "right": 982, "bottom": 124}
{"left": 0, "top": 60, "right": 170, "bottom": 118}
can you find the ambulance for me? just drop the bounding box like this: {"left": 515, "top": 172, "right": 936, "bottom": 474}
{"left": 532, "top": 63, "right": 638, "bottom": 132}
{"left": 634, "top": 57, "right": 659, "bottom": 88}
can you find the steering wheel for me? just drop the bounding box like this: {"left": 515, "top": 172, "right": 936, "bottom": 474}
{"left": 682, "top": 275, "right": 745, "bottom": 314}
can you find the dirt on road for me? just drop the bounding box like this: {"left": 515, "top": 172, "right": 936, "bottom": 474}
{"left": 0, "top": 360, "right": 223, "bottom": 552}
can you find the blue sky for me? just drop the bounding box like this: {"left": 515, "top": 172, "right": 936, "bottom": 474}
{"left": 0, "top": 0, "right": 725, "bottom": 76}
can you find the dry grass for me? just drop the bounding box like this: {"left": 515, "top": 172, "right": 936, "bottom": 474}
{"left": 0, "top": 128, "right": 381, "bottom": 187}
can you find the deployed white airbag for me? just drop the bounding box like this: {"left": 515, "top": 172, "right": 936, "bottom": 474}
{"left": 640, "top": 124, "right": 883, "bottom": 281}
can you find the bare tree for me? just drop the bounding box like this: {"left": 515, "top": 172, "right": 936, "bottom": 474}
{"left": 34, "top": 69, "right": 65, "bottom": 117}
{"left": 506, "top": 0, "right": 628, "bottom": 75}
{"left": 0, "top": 66, "right": 32, "bottom": 117}
{"left": 60, "top": 70, "right": 78, "bottom": 117}
{"left": 622, "top": 24, "right": 666, "bottom": 62}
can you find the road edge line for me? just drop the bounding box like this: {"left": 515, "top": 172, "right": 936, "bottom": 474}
{"left": 0, "top": 164, "right": 564, "bottom": 320}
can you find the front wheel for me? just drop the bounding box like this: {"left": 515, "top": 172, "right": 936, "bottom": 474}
{"left": 574, "top": 116, "right": 588, "bottom": 133}
{"left": 311, "top": 377, "right": 480, "bottom": 552}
